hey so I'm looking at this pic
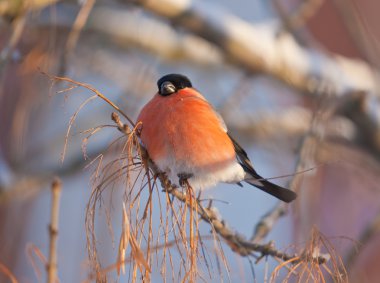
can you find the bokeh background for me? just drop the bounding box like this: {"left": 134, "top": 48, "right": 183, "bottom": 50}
{"left": 1, "top": 0, "right": 380, "bottom": 282}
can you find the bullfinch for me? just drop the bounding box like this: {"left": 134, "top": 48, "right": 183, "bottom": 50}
{"left": 136, "top": 74, "right": 297, "bottom": 203}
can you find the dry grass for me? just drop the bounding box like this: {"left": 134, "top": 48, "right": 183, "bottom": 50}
{"left": 271, "top": 228, "right": 348, "bottom": 283}
{"left": 84, "top": 133, "right": 211, "bottom": 282}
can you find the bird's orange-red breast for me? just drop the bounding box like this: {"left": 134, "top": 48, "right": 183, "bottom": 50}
{"left": 137, "top": 74, "right": 297, "bottom": 202}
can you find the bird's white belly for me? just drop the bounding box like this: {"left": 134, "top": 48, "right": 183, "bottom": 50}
{"left": 155, "top": 156, "right": 246, "bottom": 190}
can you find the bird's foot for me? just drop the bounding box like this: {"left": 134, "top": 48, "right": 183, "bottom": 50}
{"left": 177, "top": 172, "right": 193, "bottom": 188}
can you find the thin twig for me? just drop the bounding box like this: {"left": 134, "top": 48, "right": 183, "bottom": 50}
{"left": 0, "top": 262, "right": 18, "bottom": 283}
{"left": 251, "top": 202, "right": 287, "bottom": 243}
{"left": 43, "top": 72, "right": 135, "bottom": 127}
{"left": 59, "top": 0, "right": 96, "bottom": 75}
{"left": 47, "top": 177, "right": 62, "bottom": 283}
{"left": 66, "top": 0, "right": 96, "bottom": 52}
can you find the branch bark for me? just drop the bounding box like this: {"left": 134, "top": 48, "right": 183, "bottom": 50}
{"left": 47, "top": 178, "right": 62, "bottom": 283}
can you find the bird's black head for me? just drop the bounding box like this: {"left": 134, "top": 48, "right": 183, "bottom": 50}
{"left": 157, "top": 74, "right": 192, "bottom": 96}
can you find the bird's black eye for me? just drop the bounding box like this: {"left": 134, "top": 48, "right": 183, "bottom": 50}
{"left": 157, "top": 73, "right": 192, "bottom": 96}
{"left": 160, "top": 81, "right": 176, "bottom": 96}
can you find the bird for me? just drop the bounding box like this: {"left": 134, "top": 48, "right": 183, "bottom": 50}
{"left": 136, "top": 74, "right": 297, "bottom": 203}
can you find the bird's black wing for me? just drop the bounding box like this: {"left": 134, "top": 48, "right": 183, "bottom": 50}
{"left": 228, "top": 134, "right": 297, "bottom": 203}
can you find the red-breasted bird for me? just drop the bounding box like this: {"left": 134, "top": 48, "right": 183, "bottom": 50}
{"left": 137, "top": 74, "right": 297, "bottom": 203}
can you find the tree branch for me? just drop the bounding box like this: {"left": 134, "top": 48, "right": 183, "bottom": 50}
{"left": 47, "top": 177, "right": 62, "bottom": 283}
{"left": 111, "top": 112, "right": 329, "bottom": 266}
{"left": 36, "top": 4, "right": 223, "bottom": 67}
{"left": 127, "top": 0, "right": 378, "bottom": 96}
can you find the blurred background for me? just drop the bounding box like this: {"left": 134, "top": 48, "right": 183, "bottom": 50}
{"left": 1, "top": 0, "right": 380, "bottom": 282}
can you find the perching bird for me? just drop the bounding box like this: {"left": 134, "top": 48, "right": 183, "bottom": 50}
{"left": 136, "top": 74, "right": 297, "bottom": 203}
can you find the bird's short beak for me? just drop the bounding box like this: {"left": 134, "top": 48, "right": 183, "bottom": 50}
{"left": 160, "top": 82, "right": 176, "bottom": 96}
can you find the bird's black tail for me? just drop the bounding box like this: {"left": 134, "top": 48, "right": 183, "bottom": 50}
{"left": 228, "top": 133, "right": 297, "bottom": 203}
{"left": 245, "top": 174, "right": 297, "bottom": 203}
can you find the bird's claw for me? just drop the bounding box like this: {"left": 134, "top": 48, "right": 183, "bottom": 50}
{"left": 177, "top": 173, "right": 193, "bottom": 188}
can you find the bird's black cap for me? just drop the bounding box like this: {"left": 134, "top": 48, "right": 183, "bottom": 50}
{"left": 157, "top": 74, "right": 192, "bottom": 96}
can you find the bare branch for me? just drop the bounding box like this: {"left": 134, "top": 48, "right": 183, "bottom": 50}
{"left": 251, "top": 202, "right": 287, "bottom": 243}
{"left": 47, "top": 177, "right": 62, "bottom": 283}
{"left": 111, "top": 112, "right": 329, "bottom": 266}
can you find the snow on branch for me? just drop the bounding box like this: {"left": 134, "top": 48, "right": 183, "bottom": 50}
{"left": 127, "top": 0, "right": 378, "bottom": 95}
